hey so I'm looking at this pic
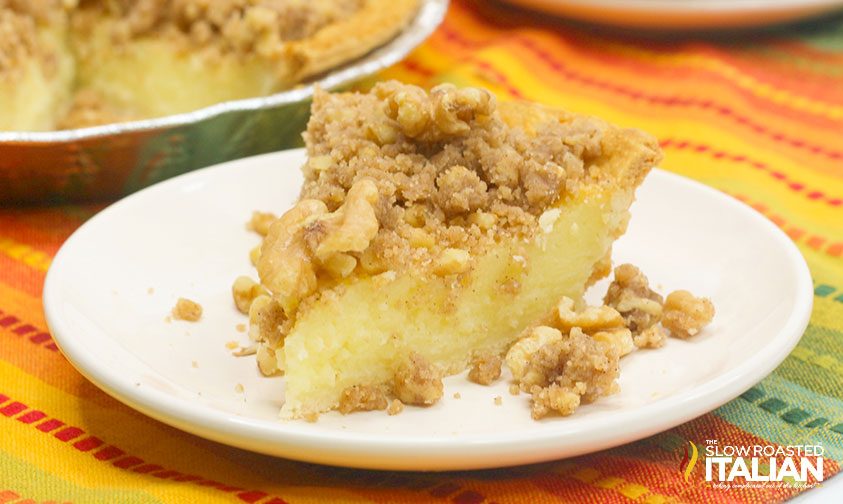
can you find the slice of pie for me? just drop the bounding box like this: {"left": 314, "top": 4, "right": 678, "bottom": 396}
{"left": 0, "top": 2, "right": 74, "bottom": 131}
{"left": 63, "top": 0, "right": 421, "bottom": 126}
{"left": 247, "top": 81, "right": 662, "bottom": 419}
{"left": 0, "top": 0, "right": 420, "bottom": 130}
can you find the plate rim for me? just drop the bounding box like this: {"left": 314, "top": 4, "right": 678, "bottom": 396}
{"left": 43, "top": 149, "right": 814, "bottom": 470}
{"left": 498, "top": 0, "right": 843, "bottom": 29}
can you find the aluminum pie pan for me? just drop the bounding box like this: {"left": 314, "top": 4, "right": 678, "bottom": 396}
{"left": 0, "top": 0, "right": 448, "bottom": 205}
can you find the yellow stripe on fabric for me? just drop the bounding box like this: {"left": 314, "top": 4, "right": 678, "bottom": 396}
{"left": 448, "top": 2, "right": 843, "bottom": 121}
{"left": 570, "top": 37, "right": 843, "bottom": 121}
{"left": 555, "top": 463, "right": 674, "bottom": 503}
{"left": 0, "top": 236, "right": 51, "bottom": 272}
{"left": 0, "top": 449, "right": 163, "bottom": 504}
{"left": 0, "top": 361, "right": 362, "bottom": 504}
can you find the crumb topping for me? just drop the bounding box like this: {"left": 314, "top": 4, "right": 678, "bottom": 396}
{"left": 393, "top": 352, "right": 444, "bottom": 406}
{"left": 74, "top": 0, "right": 364, "bottom": 59}
{"left": 506, "top": 325, "right": 620, "bottom": 420}
{"left": 468, "top": 353, "right": 502, "bottom": 385}
{"left": 0, "top": 1, "right": 70, "bottom": 79}
{"left": 337, "top": 384, "right": 388, "bottom": 414}
{"left": 300, "top": 81, "right": 605, "bottom": 276}
{"left": 505, "top": 263, "right": 716, "bottom": 420}
{"left": 172, "top": 297, "right": 202, "bottom": 321}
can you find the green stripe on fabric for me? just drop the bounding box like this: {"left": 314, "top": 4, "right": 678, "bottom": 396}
{"left": 741, "top": 387, "right": 765, "bottom": 402}
{"left": 760, "top": 398, "right": 788, "bottom": 413}
{"left": 782, "top": 409, "right": 812, "bottom": 425}
{"left": 0, "top": 448, "right": 163, "bottom": 504}
{"left": 715, "top": 373, "right": 843, "bottom": 461}
{"left": 774, "top": 324, "right": 843, "bottom": 400}
{"left": 815, "top": 285, "right": 836, "bottom": 297}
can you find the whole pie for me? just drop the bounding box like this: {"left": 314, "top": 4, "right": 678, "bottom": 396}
{"left": 241, "top": 81, "right": 663, "bottom": 419}
{"left": 0, "top": 0, "right": 420, "bottom": 131}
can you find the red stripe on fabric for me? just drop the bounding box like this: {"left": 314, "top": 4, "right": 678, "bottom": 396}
{"left": 36, "top": 419, "right": 64, "bottom": 432}
{"left": 437, "top": 23, "right": 843, "bottom": 161}
{"left": 171, "top": 474, "right": 202, "bottom": 482}
{"left": 0, "top": 385, "right": 289, "bottom": 503}
{"left": 94, "top": 446, "right": 125, "bottom": 461}
{"left": 0, "top": 316, "right": 18, "bottom": 328}
{"left": 72, "top": 437, "right": 104, "bottom": 452}
{"left": 402, "top": 59, "right": 435, "bottom": 78}
{"left": 54, "top": 427, "right": 84, "bottom": 442}
{"left": 112, "top": 457, "right": 144, "bottom": 469}
{"left": 0, "top": 309, "right": 58, "bottom": 355}
{"left": 29, "top": 332, "right": 52, "bottom": 344}
{"left": 236, "top": 490, "right": 268, "bottom": 503}
{"left": 828, "top": 243, "right": 843, "bottom": 257}
{"left": 0, "top": 402, "right": 26, "bottom": 417}
{"left": 151, "top": 470, "right": 180, "bottom": 479}
{"left": 453, "top": 490, "right": 486, "bottom": 504}
{"left": 12, "top": 324, "right": 36, "bottom": 335}
{"left": 661, "top": 139, "right": 842, "bottom": 206}
{"left": 263, "top": 498, "right": 289, "bottom": 504}
{"left": 133, "top": 464, "right": 164, "bottom": 474}
{"left": 16, "top": 410, "right": 46, "bottom": 424}
{"left": 430, "top": 483, "right": 461, "bottom": 497}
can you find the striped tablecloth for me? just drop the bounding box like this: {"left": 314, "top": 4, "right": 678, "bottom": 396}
{"left": 2, "top": 1, "right": 842, "bottom": 502}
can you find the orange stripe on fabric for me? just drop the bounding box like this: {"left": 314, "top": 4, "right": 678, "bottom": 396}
{"left": 0, "top": 256, "right": 44, "bottom": 299}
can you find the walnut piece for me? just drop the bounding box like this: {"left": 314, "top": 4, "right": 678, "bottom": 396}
{"left": 555, "top": 296, "right": 624, "bottom": 334}
{"left": 387, "top": 399, "right": 404, "bottom": 416}
{"left": 257, "top": 199, "right": 328, "bottom": 314}
{"left": 247, "top": 211, "right": 278, "bottom": 236}
{"left": 393, "top": 352, "right": 444, "bottom": 406}
{"left": 231, "top": 276, "right": 268, "bottom": 314}
{"left": 172, "top": 297, "right": 202, "bottom": 321}
{"left": 307, "top": 178, "right": 380, "bottom": 262}
{"left": 257, "top": 179, "right": 380, "bottom": 317}
{"left": 604, "top": 263, "right": 663, "bottom": 334}
{"left": 662, "top": 290, "right": 715, "bottom": 339}
{"left": 337, "top": 385, "right": 388, "bottom": 414}
{"left": 468, "top": 353, "right": 502, "bottom": 385}
{"left": 433, "top": 248, "right": 471, "bottom": 276}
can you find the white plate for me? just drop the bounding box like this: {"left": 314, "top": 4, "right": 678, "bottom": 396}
{"left": 44, "top": 149, "right": 812, "bottom": 471}
{"left": 499, "top": 0, "right": 843, "bottom": 29}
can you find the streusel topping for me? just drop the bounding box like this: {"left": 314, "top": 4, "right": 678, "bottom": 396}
{"left": 0, "top": 1, "right": 68, "bottom": 79}
{"left": 76, "top": 0, "right": 363, "bottom": 58}
{"left": 300, "top": 81, "right": 605, "bottom": 275}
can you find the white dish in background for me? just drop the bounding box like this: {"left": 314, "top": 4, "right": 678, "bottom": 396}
{"left": 498, "top": 0, "right": 843, "bottom": 29}
{"left": 44, "top": 149, "right": 812, "bottom": 471}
